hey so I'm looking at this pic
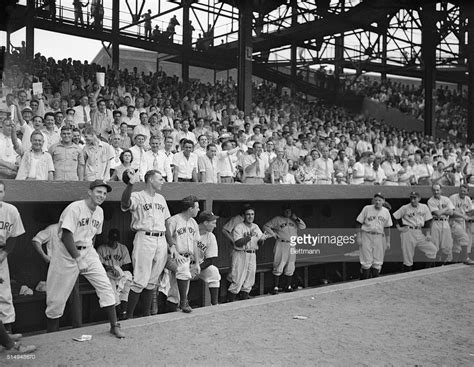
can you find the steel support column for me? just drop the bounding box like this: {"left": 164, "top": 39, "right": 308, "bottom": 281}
{"left": 334, "top": 34, "right": 344, "bottom": 92}
{"left": 182, "top": 0, "right": 191, "bottom": 84}
{"left": 112, "top": 0, "right": 120, "bottom": 70}
{"left": 237, "top": 0, "right": 252, "bottom": 115}
{"left": 421, "top": 4, "right": 437, "bottom": 138}
{"left": 25, "top": 0, "right": 35, "bottom": 62}
{"left": 290, "top": 0, "right": 298, "bottom": 95}
{"left": 466, "top": 3, "right": 474, "bottom": 144}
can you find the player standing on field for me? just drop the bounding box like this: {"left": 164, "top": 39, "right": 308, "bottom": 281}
{"left": 263, "top": 204, "right": 306, "bottom": 294}
{"left": 356, "top": 193, "right": 392, "bottom": 279}
{"left": 166, "top": 196, "right": 200, "bottom": 313}
{"left": 45, "top": 180, "right": 125, "bottom": 338}
{"left": 0, "top": 180, "right": 25, "bottom": 333}
{"left": 121, "top": 169, "right": 170, "bottom": 319}
{"left": 427, "top": 184, "right": 454, "bottom": 263}
{"left": 228, "top": 206, "right": 269, "bottom": 301}
{"left": 393, "top": 191, "right": 437, "bottom": 271}
{"left": 449, "top": 184, "right": 474, "bottom": 265}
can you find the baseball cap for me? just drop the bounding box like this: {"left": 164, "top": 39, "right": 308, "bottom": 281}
{"left": 89, "top": 179, "right": 112, "bottom": 193}
{"left": 374, "top": 192, "right": 384, "bottom": 200}
{"left": 409, "top": 191, "right": 420, "bottom": 198}
{"left": 197, "top": 211, "right": 219, "bottom": 224}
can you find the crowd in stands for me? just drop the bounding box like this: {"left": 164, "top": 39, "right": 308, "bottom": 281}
{"left": 352, "top": 76, "right": 467, "bottom": 140}
{"left": 2, "top": 49, "right": 474, "bottom": 186}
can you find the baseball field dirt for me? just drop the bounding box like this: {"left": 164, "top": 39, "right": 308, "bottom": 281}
{"left": 3, "top": 264, "right": 473, "bottom": 366}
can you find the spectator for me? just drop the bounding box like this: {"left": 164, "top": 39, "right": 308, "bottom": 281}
{"left": 172, "top": 139, "right": 198, "bottom": 182}
{"left": 198, "top": 144, "right": 218, "bottom": 183}
{"left": 144, "top": 136, "right": 172, "bottom": 182}
{"left": 110, "top": 150, "right": 133, "bottom": 182}
{"left": 82, "top": 126, "right": 113, "bottom": 181}
{"left": 16, "top": 131, "right": 54, "bottom": 180}
{"left": 49, "top": 126, "right": 85, "bottom": 180}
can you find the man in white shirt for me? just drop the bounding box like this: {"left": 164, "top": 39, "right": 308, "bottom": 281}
{"left": 16, "top": 131, "right": 54, "bottom": 180}
{"left": 198, "top": 144, "right": 219, "bottom": 183}
{"left": 314, "top": 146, "right": 334, "bottom": 184}
{"left": 352, "top": 152, "right": 368, "bottom": 185}
{"left": 242, "top": 142, "right": 268, "bottom": 184}
{"left": 216, "top": 140, "right": 241, "bottom": 183}
{"left": 172, "top": 139, "right": 198, "bottom": 182}
{"left": 193, "top": 133, "right": 208, "bottom": 155}
{"left": 73, "top": 95, "right": 91, "bottom": 128}
{"left": 176, "top": 119, "right": 197, "bottom": 145}
{"left": 129, "top": 134, "right": 148, "bottom": 181}
{"left": 381, "top": 153, "right": 400, "bottom": 186}
{"left": 144, "top": 136, "right": 172, "bottom": 182}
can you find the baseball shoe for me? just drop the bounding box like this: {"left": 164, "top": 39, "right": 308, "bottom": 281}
{"left": 270, "top": 287, "right": 279, "bottom": 295}
{"left": 284, "top": 285, "right": 294, "bottom": 293}
{"left": 464, "top": 257, "right": 474, "bottom": 265}
{"left": 7, "top": 332, "right": 23, "bottom": 342}
{"left": 110, "top": 323, "right": 125, "bottom": 339}
{"left": 239, "top": 292, "right": 250, "bottom": 300}
{"left": 226, "top": 292, "right": 236, "bottom": 303}
{"left": 7, "top": 342, "right": 36, "bottom": 354}
{"left": 180, "top": 301, "right": 193, "bottom": 313}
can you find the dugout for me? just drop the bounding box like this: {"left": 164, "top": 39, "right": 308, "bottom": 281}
{"left": 4, "top": 181, "right": 461, "bottom": 333}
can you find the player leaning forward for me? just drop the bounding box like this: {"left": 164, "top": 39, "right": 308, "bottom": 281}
{"left": 121, "top": 169, "right": 170, "bottom": 318}
{"left": 356, "top": 193, "right": 392, "bottom": 279}
{"left": 45, "top": 180, "right": 125, "bottom": 338}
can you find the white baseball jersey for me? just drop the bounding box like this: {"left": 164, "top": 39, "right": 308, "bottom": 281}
{"left": 357, "top": 205, "right": 392, "bottom": 233}
{"left": 166, "top": 213, "right": 199, "bottom": 254}
{"left": 263, "top": 216, "right": 306, "bottom": 241}
{"left": 449, "top": 193, "right": 473, "bottom": 223}
{"left": 427, "top": 196, "right": 454, "bottom": 219}
{"left": 32, "top": 223, "right": 60, "bottom": 256}
{"left": 0, "top": 202, "right": 25, "bottom": 244}
{"left": 232, "top": 222, "right": 263, "bottom": 251}
{"left": 122, "top": 191, "right": 170, "bottom": 232}
{"left": 196, "top": 231, "right": 218, "bottom": 264}
{"left": 59, "top": 200, "right": 103, "bottom": 248}
{"left": 96, "top": 243, "right": 131, "bottom": 268}
{"left": 223, "top": 215, "right": 244, "bottom": 234}
{"left": 393, "top": 203, "right": 432, "bottom": 227}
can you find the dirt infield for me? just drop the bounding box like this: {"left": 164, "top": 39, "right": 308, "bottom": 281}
{"left": 3, "top": 265, "right": 474, "bottom": 366}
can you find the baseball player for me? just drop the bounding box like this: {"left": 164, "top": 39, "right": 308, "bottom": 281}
{"left": 96, "top": 229, "right": 133, "bottom": 320}
{"left": 165, "top": 196, "right": 200, "bottom": 313}
{"left": 393, "top": 191, "right": 437, "bottom": 271}
{"left": 0, "top": 180, "right": 25, "bottom": 333}
{"left": 356, "top": 193, "right": 392, "bottom": 279}
{"left": 0, "top": 279, "right": 35, "bottom": 354}
{"left": 45, "top": 180, "right": 125, "bottom": 338}
{"left": 263, "top": 204, "right": 306, "bottom": 294}
{"left": 121, "top": 169, "right": 170, "bottom": 319}
{"left": 195, "top": 211, "right": 221, "bottom": 305}
{"left": 32, "top": 222, "right": 82, "bottom": 328}
{"left": 228, "top": 206, "right": 269, "bottom": 302}
{"left": 449, "top": 184, "right": 474, "bottom": 265}
{"left": 427, "top": 184, "right": 454, "bottom": 263}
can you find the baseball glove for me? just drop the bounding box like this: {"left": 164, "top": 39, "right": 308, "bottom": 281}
{"left": 165, "top": 256, "right": 178, "bottom": 272}
{"left": 122, "top": 169, "right": 133, "bottom": 184}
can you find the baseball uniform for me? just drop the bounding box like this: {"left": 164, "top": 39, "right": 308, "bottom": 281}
{"left": 45, "top": 200, "right": 116, "bottom": 319}
{"left": 427, "top": 196, "right": 454, "bottom": 259}
{"left": 393, "top": 203, "right": 437, "bottom": 266}
{"left": 356, "top": 205, "right": 392, "bottom": 270}
{"left": 96, "top": 243, "right": 132, "bottom": 305}
{"left": 449, "top": 193, "right": 472, "bottom": 255}
{"left": 194, "top": 231, "right": 221, "bottom": 287}
{"left": 166, "top": 213, "right": 200, "bottom": 304}
{"left": 121, "top": 191, "right": 170, "bottom": 293}
{"left": 263, "top": 215, "right": 306, "bottom": 276}
{"left": 228, "top": 222, "right": 264, "bottom": 295}
{"left": 0, "top": 203, "right": 25, "bottom": 324}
